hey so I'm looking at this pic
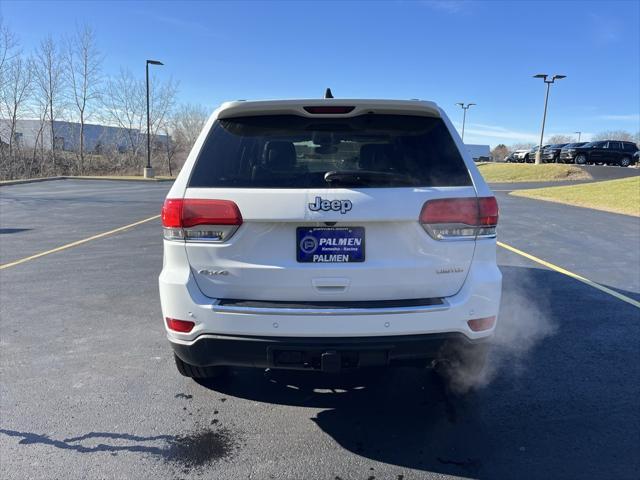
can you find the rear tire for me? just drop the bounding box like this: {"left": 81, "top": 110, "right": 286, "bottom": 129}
{"left": 575, "top": 154, "right": 587, "bottom": 165}
{"left": 174, "top": 354, "right": 227, "bottom": 379}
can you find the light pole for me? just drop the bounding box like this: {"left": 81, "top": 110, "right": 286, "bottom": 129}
{"left": 145, "top": 59, "right": 164, "bottom": 178}
{"left": 574, "top": 131, "right": 581, "bottom": 142}
{"left": 533, "top": 73, "right": 566, "bottom": 164}
{"left": 456, "top": 102, "right": 475, "bottom": 143}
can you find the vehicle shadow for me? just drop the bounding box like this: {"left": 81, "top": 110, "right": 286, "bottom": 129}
{"left": 0, "top": 228, "right": 31, "bottom": 234}
{"left": 196, "top": 265, "right": 640, "bottom": 479}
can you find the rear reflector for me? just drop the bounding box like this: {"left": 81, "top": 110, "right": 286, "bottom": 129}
{"left": 162, "top": 198, "right": 242, "bottom": 242}
{"left": 166, "top": 317, "right": 195, "bottom": 333}
{"left": 467, "top": 316, "right": 496, "bottom": 332}
{"left": 420, "top": 197, "right": 498, "bottom": 240}
{"left": 303, "top": 106, "right": 355, "bottom": 114}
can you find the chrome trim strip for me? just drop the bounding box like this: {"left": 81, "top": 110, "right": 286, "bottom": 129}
{"left": 210, "top": 299, "right": 450, "bottom": 316}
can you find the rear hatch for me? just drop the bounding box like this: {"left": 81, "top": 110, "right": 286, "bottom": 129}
{"left": 174, "top": 108, "right": 492, "bottom": 302}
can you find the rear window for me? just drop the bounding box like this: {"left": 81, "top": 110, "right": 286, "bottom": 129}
{"left": 188, "top": 114, "right": 471, "bottom": 188}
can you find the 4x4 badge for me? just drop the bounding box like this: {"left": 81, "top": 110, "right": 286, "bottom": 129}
{"left": 308, "top": 196, "right": 353, "bottom": 214}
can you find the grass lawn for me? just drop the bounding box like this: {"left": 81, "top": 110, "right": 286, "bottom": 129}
{"left": 477, "top": 163, "right": 592, "bottom": 183}
{"left": 511, "top": 176, "right": 640, "bottom": 216}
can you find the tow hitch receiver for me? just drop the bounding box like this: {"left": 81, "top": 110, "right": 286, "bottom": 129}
{"left": 321, "top": 351, "right": 341, "bottom": 373}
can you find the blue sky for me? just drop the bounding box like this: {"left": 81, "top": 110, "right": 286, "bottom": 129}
{"left": 2, "top": 0, "right": 639, "bottom": 147}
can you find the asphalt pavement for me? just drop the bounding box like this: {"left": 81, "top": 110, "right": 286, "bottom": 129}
{"left": 582, "top": 164, "right": 640, "bottom": 181}
{"left": 1, "top": 179, "right": 638, "bottom": 479}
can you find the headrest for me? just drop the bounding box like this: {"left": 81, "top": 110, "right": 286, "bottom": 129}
{"left": 359, "top": 144, "right": 394, "bottom": 170}
{"left": 263, "top": 141, "right": 296, "bottom": 169}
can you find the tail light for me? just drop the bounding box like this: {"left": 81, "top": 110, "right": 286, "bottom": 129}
{"left": 420, "top": 197, "right": 498, "bottom": 240}
{"left": 162, "top": 198, "right": 242, "bottom": 242}
{"left": 166, "top": 317, "right": 195, "bottom": 333}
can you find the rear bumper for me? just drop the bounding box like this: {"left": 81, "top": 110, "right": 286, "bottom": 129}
{"left": 159, "top": 239, "right": 501, "bottom": 345}
{"left": 171, "top": 332, "right": 489, "bottom": 370}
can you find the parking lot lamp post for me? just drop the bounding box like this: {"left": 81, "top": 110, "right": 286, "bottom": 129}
{"left": 456, "top": 102, "right": 475, "bottom": 142}
{"left": 533, "top": 74, "right": 566, "bottom": 164}
{"left": 575, "top": 131, "right": 581, "bottom": 142}
{"left": 145, "top": 59, "right": 164, "bottom": 178}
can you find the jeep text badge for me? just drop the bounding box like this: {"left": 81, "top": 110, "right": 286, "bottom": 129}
{"left": 308, "top": 196, "right": 353, "bottom": 214}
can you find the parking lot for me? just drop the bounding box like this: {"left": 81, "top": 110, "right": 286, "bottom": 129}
{"left": 1, "top": 178, "right": 639, "bottom": 479}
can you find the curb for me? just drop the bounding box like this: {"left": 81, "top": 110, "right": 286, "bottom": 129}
{"left": 0, "top": 176, "right": 175, "bottom": 186}
{"left": 0, "top": 176, "right": 67, "bottom": 186}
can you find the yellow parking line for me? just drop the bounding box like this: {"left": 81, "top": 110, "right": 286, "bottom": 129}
{"left": 498, "top": 241, "right": 640, "bottom": 309}
{"left": 0, "top": 215, "right": 160, "bottom": 270}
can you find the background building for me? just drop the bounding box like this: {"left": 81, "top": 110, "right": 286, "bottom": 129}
{"left": 0, "top": 119, "right": 168, "bottom": 153}
{"left": 465, "top": 144, "right": 492, "bottom": 162}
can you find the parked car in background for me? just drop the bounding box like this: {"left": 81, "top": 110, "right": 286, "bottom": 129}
{"left": 541, "top": 143, "right": 569, "bottom": 163}
{"left": 512, "top": 149, "right": 530, "bottom": 163}
{"left": 504, "top": 152, "right": 517, "bottom": 163}
{"left": 524, "top": 145, "right": 550, "bottom": 163}
{"left": 560, "top": 140, "right": 638, "bottom": 166}
{"left": 558, "top": 142, "right": 588, "bottom": 163}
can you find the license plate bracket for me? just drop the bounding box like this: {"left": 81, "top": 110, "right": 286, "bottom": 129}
{"left": 296, "top": 226, "right": 365, "bottom": 263}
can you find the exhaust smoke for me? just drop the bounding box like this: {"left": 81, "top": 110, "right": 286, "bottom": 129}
{"left": 439, "top": 268, "right": 557, "bottom": 394}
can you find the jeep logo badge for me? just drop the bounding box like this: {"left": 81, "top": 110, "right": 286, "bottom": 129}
{"left": 308, "top": 196, "right": 353, "bottom": 214}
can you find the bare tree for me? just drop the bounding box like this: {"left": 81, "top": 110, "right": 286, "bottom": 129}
{"left": 511, "top": 142, "right": 536, "bottom": 151}
{"left": 33, "top": 35, "right": 65, "bottom": 168}
{"left": 158, "top": 103, "right": 208, "bottom": 175}
{"left": 102, "top": 69, "right": 146, "bottom": 162}
{"left": 148, "top": 77, "right": 178, "bottom": 172}
{"left": 162, "top": 122, "right": 177, "bottom": 176}
{"left": 30, "top": 92, "right": 49, "bottom": 175}
{"left": 65, "top": 25, "right": 102, "bottom": 173}
{"left": 0, "top": 19, "right": 19, "bottom": 92}
{"left": 490, "top": 144, "right": 509, "bottom": 162}
{"left": 591, "top": 130, "right": 635, "bottom": 142}
{"left": 149, "top": 77, "right": 178, "bottom": 139}
{"left": 102, "top": 69, "right": 178, "bottom": 170}
{"left": 171, "top": 103, "right": 208, "bottom": 151}
{"left": 546, "top": 134, "right": 574, "bottom": 144}
{"left": 1, "top": 53, "right": 32, "bottom": 158}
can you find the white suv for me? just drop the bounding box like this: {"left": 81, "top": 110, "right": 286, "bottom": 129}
{"left": 159, "top": 99, "right": 501, "bottom": 379}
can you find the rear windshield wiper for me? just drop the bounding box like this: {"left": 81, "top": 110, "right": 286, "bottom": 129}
{"left": 324, "top": 170, "right": 419, "bottom": 186}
